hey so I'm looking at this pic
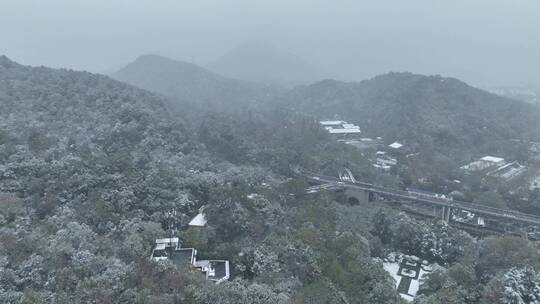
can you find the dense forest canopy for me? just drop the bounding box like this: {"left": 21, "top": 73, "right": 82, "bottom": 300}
{"left": 1, "top": 55, "right": 540, "bottom": 304}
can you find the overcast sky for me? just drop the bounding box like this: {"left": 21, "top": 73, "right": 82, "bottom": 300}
{"left": 1, "top": 0, "right": 539, "bottom": 86}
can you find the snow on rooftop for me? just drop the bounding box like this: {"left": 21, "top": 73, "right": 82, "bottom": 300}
{"left": 328, "top": 128, "right": 361, "bottom": 134}
{"left": 156, "top": 237, "right": 179, "bottom": 244}
{"left": 480, "top": 156, "right": 505, "bottom": 163}
{"left": 389, "top": 142, "right": 404, "bottom": 149}
{"left": 320, "top": 120, "right": 344, "bottom": 126}
{"left": 189, "top": 213, "right": 207, "bottom": 227}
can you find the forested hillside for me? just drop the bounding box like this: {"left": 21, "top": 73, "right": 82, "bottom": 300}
{"left": 0, "top": 55, "right": 276, "bottom": 301}
{"left": 284, "top": 73, "right": 540, "bottom": 159}
{"left": 2, "top": 56, "right": 539, "bottom": 304}
{"left": 0, "top": 56, "right": 404, "bottom": 303}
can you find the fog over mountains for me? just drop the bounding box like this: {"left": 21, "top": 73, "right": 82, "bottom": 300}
{"left": 3, "top": 38, "right": 540, "bottom": 302}
{"left": 112, "top": 52, "right": 540, "bottom": 161}
{"left": 207, "top": 41, "right": 330, "bottom": 86}
{"left": 3, "top": 1, "right": 540, "bottom": 87}
{"left": 285, "top": 73, "right": 540, "bottom": 147}
{"left": 2, "top": 1, "right": 540, "bottom": 303}
{"left": 112, "top": 54, "right": 278, "bottom": 110}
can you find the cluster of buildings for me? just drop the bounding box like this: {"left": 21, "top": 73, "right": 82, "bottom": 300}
{"left": 460, "top": 156, "right": 506, "bottom": 172}
{"left": 373, "top": 142, "right": 405, "bottom": 171}
{"left": 460, "top": 156, "right": 527, "bottom": 182}
{"left": 320, "top": 120, "right": 362, "bottom": 139}
{"left": 374, "top": 151, "right": 398, "bottom": 170}
{"left": 150, "top": 211, "right": 230, "bottom": 284}
{"left": 319, "top": 120, "right": 407, "bottom": 171}
{"left": 488, "top": 161, "right": 528, "bottom": 180}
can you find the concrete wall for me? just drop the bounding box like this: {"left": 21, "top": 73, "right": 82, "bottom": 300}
{"left": 344, "top": 188, "right": 370, "bottom": 205}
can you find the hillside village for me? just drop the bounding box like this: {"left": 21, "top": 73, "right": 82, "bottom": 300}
{"left": 320, "top": 118, "right": 540, "bottom": 197}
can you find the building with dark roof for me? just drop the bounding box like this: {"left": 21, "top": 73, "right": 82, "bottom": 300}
{"left": 150, "top": 237, "right": 230, "bottom": 284}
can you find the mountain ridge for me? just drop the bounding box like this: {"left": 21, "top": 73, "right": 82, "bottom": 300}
{"left": 284, "top": 72, "right": 540, "bottom": 158}
{"left": 111, "top": 54, "right": 278, "bottom": 110}
{"left": 207, "top": 41, "right": 330, "bottom": 86}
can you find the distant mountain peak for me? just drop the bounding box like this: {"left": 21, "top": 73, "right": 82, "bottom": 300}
{"left": 208, "top": 41, "right": 329, "bottom": 86}
{"left": 0, "top": 55, "right": 18, "bottom": 69}
{"left": 123, "top": 54, "right": 204, "bottom": 73}
{"left": 111, "top": 54, "right": 276, "bottom": 109}
{"left": 133, "top": 54, "right": 187, "bottom": 65}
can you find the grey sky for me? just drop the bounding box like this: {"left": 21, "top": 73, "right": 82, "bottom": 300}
{"left": 1, "top": 0, "right": 539, "bottom": 86}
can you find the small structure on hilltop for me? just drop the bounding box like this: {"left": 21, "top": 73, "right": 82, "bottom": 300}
{"left": 151, "top": 237, "right": 230, "bottom": 284}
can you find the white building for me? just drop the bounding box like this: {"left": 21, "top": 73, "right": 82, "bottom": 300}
{"left": 194, "top": 260, "right": 231, "bottom": 284}
{"left": 461, "top": 156, "right": 506, "bottom": 172}
{"left": 480, "top": 156, "right": 505, "bottom": 164}
{"left": 487, "top": 161, "right": 527, "bottom": 181}
{"left": 320, "top": 120, "right": 361, "bottom": 139}
{"left": 388, "top": 142, "right": 404, "bottom": 149}
{"left": 328, "top": 128, "right": 361, "bottom": 134}
{"left": 374, "top": 153, "right": 398, "bottom": 171}
{"left": 320, "top": 120, "right": 345, "bottom": 126}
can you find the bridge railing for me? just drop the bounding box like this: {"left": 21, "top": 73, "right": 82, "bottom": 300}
{"left": 297, "top": 168, "right": 540, "bottom": 225}
{"left": 350, "top": 182, "right": 540, "bottom": 224}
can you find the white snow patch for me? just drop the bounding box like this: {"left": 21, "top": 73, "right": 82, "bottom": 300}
{"left": 389, "top": 142, "right": 404, "bottom": 149}
{"left": 381, "top": 253, "right": 433, "bottom": 302}
{"left": 188, "top": 213, "right": 207, "bottom": 227}
{"left": 383, "top": 262, "right": 401, "bottom": 288}
{"left": 400, "top": 294, "right": 414, "bottom": 302}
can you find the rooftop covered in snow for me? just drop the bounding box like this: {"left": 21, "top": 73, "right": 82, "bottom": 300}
{"left": 188, "top": 213, "right": 208, "bottom": 227}
{"left": 480, "top": 156, "right": 505, "bottom": 163}
{"left": 328, "top": 128, "right": 361, "bottom": 134}
{"left": 320, "top": 120, "right": 345, "bottom": 126}
{"left": 389, "top": 142, "right": 404, "bottom": 149}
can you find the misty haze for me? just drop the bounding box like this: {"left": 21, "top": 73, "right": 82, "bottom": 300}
{"left": 1, "top": 1, "right": 540, "bottom": 303}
